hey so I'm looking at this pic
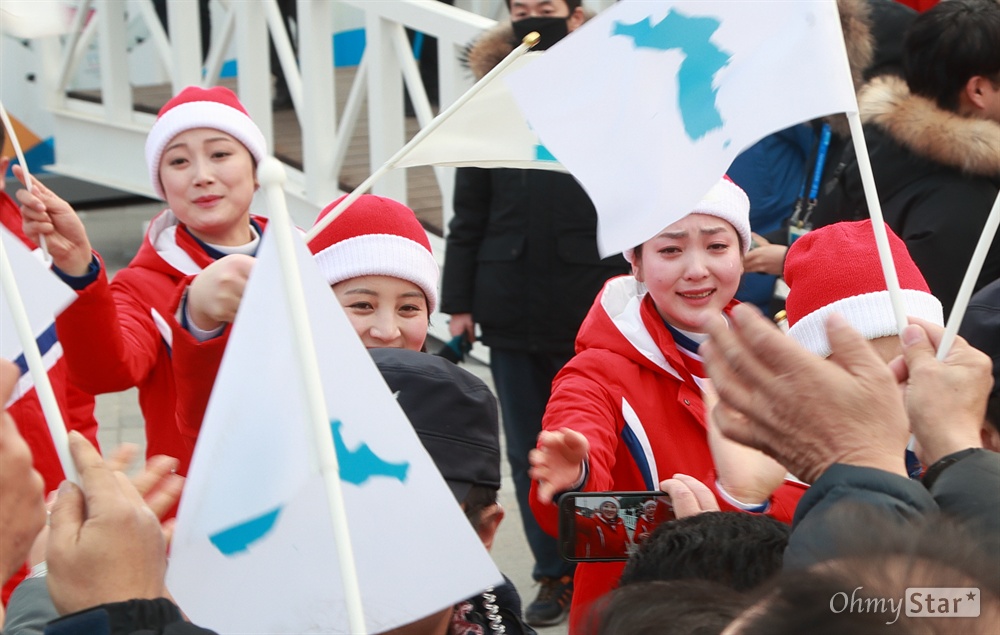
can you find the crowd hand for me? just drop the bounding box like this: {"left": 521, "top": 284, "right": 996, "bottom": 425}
{"left": 700, "top": 304, "right": 909, "bottom": 484}
{"left": 47, "top": 431, "right": 170, "bottom": 616}
{"left": 659, "top": 474, "right": 720, "bottom": 519}
{"left": 529, "top": 428, "right": 589, "bottom": 505}
{"left": 186, "top": 254, "right": 255, "bottom": 331}
{"left": 0, "top": 360, "right": 47, "bottom": 588}
{"left": 13, "top": 165, "right": 93, "bottom": 276}
{"left": 703, "top": 378, "right": 787, "bottom": 505}
{"left": 888, "top": 319, "right": 990, "bottom": 466}
{"left": 448, "top": 313, "right": 477, "bottom": 343}
{"left": 743, "top": 233, "right": 787, "bottom": 276}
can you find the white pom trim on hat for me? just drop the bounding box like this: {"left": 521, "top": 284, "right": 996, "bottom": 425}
{"left": 787, "top": 289, "right": 944, "bottom": 358}
{"left": 312, "top": 233, "right": 440, "bottom": 312}
{"left": 620, "top": 178, "right": 751, "bottom": 262}
{"left": 145, "top": 100, "right": 267, "bottom": 200}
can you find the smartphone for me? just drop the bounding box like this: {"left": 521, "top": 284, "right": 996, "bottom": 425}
{"left": 557, "top": 491, "right": 674, "bottom": 562}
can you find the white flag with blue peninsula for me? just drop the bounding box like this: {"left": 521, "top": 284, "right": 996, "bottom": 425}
{"left": 167, "top": 226, "right": 501, "bottom": 633}
{"left": 506, "top": 0, "right": 859, "bottom": 256}
{"left": 0, "top": 226, "right": 76, "bottom": 402}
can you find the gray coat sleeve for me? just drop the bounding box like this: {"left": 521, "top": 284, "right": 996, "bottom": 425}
{"left": 927, "top": 449, "right": 1000, "bottom": 540}
{"left": 3, "top": 577, "right": 57, "bottom": 635}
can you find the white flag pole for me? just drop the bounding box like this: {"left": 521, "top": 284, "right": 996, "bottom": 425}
{"left": 936, "top": 192, "right": 1000, "bottom": 360}
{"left": 0, "top": 101, "right": 50, "bottom": 262}
{"left": 0, "top": 238, "right": 78, "bottom": 484}
{"left": 256, "top": 157, "right": 367, "bottom": 634}
{"left": 846, "top": 112, "right": 908, "bottom": 336}
{"left": 304, "top": 32, "right": 540, "bottom": 243}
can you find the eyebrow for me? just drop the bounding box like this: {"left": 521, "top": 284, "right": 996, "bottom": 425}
{"left": 163, "top": 136, "right": 236, "bottom": 154}
{"left": 658, "top": 225, "right": 730, "bottom": 240}
{"left": 342, "top": 288, "right": 377, "bottom": 297}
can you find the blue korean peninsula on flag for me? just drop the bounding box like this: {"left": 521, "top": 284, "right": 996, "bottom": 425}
{"left": 167, "top": 222, "right": 500, "bottom": 633}
{"left": 505, "top": 0, "right": 859, "bottom": 257}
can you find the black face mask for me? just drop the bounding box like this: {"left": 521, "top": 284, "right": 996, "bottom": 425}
{"left": 512, "top": 16, "right": 569, "bottom": 51}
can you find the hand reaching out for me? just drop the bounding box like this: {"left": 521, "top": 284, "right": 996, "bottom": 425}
{"left": 529, "top": 428, "right": 589, "bottom": 505}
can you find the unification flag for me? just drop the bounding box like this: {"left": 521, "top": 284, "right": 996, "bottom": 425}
{"left": 167, "top": 224, "right": 501, "bottom": 633}
{"left": 506, "top": 0, "right": 859, "bottom": 256}
{"left": 394, "top": 52, "right": 567, "bottom": 172}
{"left": 0, "top": 226, "right": 75, "bottom": 404}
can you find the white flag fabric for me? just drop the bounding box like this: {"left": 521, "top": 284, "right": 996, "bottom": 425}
{"left": 0, "top": 227, "right": 75, "bottom": 404}
{"left": 167, "top": 226, "right": 501, "bottom": 634}
{"left": 506, "top": 0, "right": 859, "bottom": 257}
{"left": 394, "top": 52, "right": 567, "bottom": 172}
{"left": 0, "top": 1, "right": 72, "bottom": 38}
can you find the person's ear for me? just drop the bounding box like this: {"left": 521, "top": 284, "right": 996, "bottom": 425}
{"left": 632, "top": 257, "right": 644, "bottom": 283}
{"left": 566, "top": 6, "right": 585, "bottom": 32}
{"left": 0, "top": 155, "right": 10, "bottom": 181}
{"left": 964, "top": 76, "right": 989, "bottom": 111}
{"left": 476, "top": 502, "right": 505, "bottom": 551}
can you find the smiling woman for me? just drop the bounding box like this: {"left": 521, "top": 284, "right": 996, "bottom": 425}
{"left": 526, "top": 177, "right": 808, "bottom": 628}
{"left": 15, "top": 85, "right": 268, "bottom": 480}
{"left": 309, "top": 193, "right": 439, "bottom": 352}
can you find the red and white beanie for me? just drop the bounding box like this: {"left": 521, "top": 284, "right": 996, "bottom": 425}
{"left": 308, "top": 194, "right": 439, "bottom": 312}
{"left": 144, "top": 86, "right": 267, "bottom": 200}
{"left": 623, "top": 176, "right": 752, "bottom": 264}
{"left": 785, "top": 220, "right": 943, "bottom": 358}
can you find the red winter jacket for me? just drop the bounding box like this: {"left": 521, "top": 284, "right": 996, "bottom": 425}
{"left": 529, "top": 276, "right": 807, "bottom": 633}
{"left": 55, "top": 209, "right": 267, "bottom": 475}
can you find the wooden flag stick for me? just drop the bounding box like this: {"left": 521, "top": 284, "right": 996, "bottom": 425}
{"left": 0, "top": 236, "right": 77, "bottom": 483}
{"left": 0, "top": 101, "right": 50, "bottom": 262}
{"left": 257, "top": 157, "right": 367, "bottom": 634}
{"left": 936, "top": 192, "right": 999, "bottom": 360}
{"left": 304, "top": 32, "right": 540, "bottom": 243}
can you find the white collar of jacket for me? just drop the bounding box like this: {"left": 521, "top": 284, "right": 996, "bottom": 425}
{"left": 598, "top": 276, "right": 682, "bottom": 382}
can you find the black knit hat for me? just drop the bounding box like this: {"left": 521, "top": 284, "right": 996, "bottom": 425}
{"left": 370, "top": 348, "right": 501, "bottom": 503}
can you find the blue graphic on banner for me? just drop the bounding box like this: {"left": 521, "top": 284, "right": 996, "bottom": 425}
{"left": 209, "top": 507, "right": 281, "bottom": 555}
{"left": 613, "top": 11, "right": 731, "bottom": 141}
{"left": 331, "top": 419, "right": 410, "bottom": 485}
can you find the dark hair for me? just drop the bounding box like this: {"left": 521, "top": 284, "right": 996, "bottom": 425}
{"left": 462, "top": 484, "right": 498, "bottom": 531}
{"left": 903, "top": 0, "right": 1000, "bottom": 111}
{"left": 583, "top": 580, "right": 748, "bottom": 635}
{"left": 505, "top": 0, "right": 582, "bottom": 12}
{"left": 736, "top": 506, "right": 1000, "bottom": 635}
{"left": 619, "top": 511, "right": 790, "bottom": 592}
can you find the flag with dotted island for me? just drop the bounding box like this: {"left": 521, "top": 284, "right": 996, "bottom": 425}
{"left": 167, "top": 224, "right": 501, "bottom": 633}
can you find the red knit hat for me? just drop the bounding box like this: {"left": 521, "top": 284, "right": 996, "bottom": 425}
{"left": 144, "top": 86, "right": 267, "bottom": 200}
{"left": 785, "top": 220, "right": 943, "bottom": 357}
{"left": 307, "top": 194, "right": 439, "bottom": 312}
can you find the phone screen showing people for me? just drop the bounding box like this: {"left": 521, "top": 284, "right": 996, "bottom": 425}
{"left": 557, "top": 492, "right": 674, "bottom": 562}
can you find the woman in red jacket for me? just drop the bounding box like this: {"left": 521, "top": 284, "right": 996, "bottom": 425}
{"left": 527, "top": 177, "right": 806, "bottom": 632}
{"left": 16, "top": 86, "right": 268, "bottom": 476}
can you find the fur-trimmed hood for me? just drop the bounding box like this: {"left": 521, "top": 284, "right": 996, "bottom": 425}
{"left": 860, "top": 75, "right": 1000, "bottom": 178}
{"left": 463, "top": 10, "right": 595, "bottom": 80}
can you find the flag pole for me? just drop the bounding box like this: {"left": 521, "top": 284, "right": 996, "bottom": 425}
{"left": 304, "top": 32, "right": 540, "bottom": 243}
{"left": 0, "top": 101, "right": 50, "bottom": 262}
{"left": 936, "top": 191, "right": 1000, "bottom": 360}
{"left": 256, "top": 157, "right": 367, "bottom": 634}
{"left": 0, "top": 237, "right": 78, "bottom": 484}
{"left": 846, "top": 112, "right": 908, "bottom": 336}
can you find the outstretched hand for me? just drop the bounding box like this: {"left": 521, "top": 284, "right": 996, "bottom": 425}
{"left": 529, "top": 428, "right": 589, "bottom": 505}
{"left": 13, "top": 165, "right": 93, "bottom": 275}
{"left": 701, "top": 303, "right": 909, "bottom": 483}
